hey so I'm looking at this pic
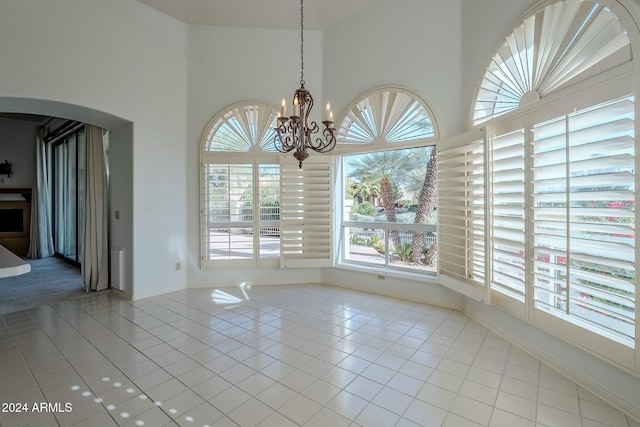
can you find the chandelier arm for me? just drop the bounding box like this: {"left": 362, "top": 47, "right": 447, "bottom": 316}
{"left": 306, "top": 120, "right": 319, "bottom": 134}
{"left": 273, "top": 135, "right": 293, "bottom": 153}
{"left": 320, "top": 127, "right": 337, "bottom": 152}
{"left": 306, "top": 124, "right": 336, "bottom": 152}
{"left": 273, "top": 121, "right": 296, "bottom": 153}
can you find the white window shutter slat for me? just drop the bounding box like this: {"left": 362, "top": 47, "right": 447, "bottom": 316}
{"left": 438, "top": 130, "right": 489, "bottom": 303}
{"left": 473, "top": 2, "right": 631, "bottom": 125}
{"left": 489, "top": 128, "right": 526, "bottom": 301}
{"left": 532, "top": 96, "right": 635, "bottom": 343}
{"left": 280, "top": 155, "right": 333, "bottom": 268}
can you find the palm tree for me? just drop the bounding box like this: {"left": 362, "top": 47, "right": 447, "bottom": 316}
{"left": 350, "top": 180, "right": 380, "bottom": 205}
{"left": 349, "top": 151, "right": 419, "bottom": 250}
{"left": 410, "top": 146, "right": 437, "bottom": 263}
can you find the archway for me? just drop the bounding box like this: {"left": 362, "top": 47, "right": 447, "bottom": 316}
{"left": 0, "top": 97, "right": 133, "bottom": 313}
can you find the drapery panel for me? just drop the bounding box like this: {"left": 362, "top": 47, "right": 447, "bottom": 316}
{"left": 27, "top": 126, "right": 55, "bottom": 259}
{"left": 81, "top": 125, "right": 109, "bottom": 291}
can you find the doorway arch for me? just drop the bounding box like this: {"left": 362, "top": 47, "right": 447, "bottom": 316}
{"left": 0, "top": 96, "right": 134, "bottom": 295}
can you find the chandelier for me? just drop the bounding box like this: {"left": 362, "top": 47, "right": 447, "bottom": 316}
{"left": 274, "top": 0, "right": 336, "bottom": 168}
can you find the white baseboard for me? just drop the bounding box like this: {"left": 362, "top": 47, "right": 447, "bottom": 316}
{"left": 323, "top": 266, "right": 463, "bottom": 311}
{"left": 111, "top": 288, "right": 132, "bottom": 300}
{"left": 130, "top": 283, "right": 186, "bottom": 300}
{"left": 186, "top": 277, "right": 321, "bottom": 288}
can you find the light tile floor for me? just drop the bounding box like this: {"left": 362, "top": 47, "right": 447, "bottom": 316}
{"left": 0, "top": 283, "right": 638, "bottom": 427}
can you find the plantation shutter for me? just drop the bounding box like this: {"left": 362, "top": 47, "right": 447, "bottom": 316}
{"left": 472, "top": 1, "right": 631, "bottom": 125}
{"left": 532, "top": 96, "right": 635, "bottom": 343}
{"left": 280, "top": 155, "right": 333, "bottom": 268}
{"left": 438, "top": 130, "right": 489, "bottom": 303}
{"left": 489, "top": 127, "right": 526, "bottom": 302}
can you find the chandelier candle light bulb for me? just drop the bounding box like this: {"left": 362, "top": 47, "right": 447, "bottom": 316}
{"left": 325, "top": 102, "right": 333, "bottom": 122}
{"left": 293, "top": 95, "right": 300, "bottom": 117}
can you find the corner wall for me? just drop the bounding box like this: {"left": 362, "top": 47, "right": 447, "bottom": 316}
{"left": 0, "top": 118, "right": 36, "bottom": 189}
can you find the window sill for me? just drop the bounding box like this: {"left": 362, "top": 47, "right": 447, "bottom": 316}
{"left": 331, "top": 261, "right": 438, "bottom": 285}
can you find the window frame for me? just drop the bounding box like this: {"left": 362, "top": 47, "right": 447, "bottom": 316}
{"left": 51, "top": 125, "right": 85, "bottom": 266}
{"left": 199, "top": 101, "right": 283, "bottom": 270}
{"left": 458, "top": 0, "right": 640, "bottom": 371}
{"left": 460, "top": 64, "right": 638, "bottom": 369}
{"left": 199, "top": 101, "right": 334, "bottom": 270}
{"left": 335, "top": 86, "right": 440, "bottom": 278}
{"left": 200, "top": 154, "right": 281, "bottom": 269}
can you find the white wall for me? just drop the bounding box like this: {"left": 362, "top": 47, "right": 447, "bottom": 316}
{"left": 0, "top": 118, "right": 36, "bottom": 189}
{"left": 109, "top": 122, "right": 134, "bottom": 294}
{"left": 185, "top": 24, "right": 325, "bottom": 287}
{"left": 323, "top": 0, "right": 464, "bottom": 138}
{"left": 0, "top": 0, "right": 189, "bottom": 298}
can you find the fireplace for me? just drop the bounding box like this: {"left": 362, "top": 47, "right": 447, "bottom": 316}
{"left": 0, "top": 208, "right": 24, "bottom": 233}
{"left": 0, "top": 189, "right": 32, "bottom": 256}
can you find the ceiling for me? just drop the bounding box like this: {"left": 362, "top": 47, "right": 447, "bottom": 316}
{"left": 134, "top": 0, "right": 385, "bottom": 30}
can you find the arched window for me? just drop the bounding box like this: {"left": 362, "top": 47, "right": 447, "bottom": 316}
{"left": 472, "top": 1, "right": 631, "bottom": 125}
{"left": 203, "top": 103, "right": 279, "bottom": 152}
{"left": 200, "top": 102, "right": 281, "bottom": 268}
{"left": 441, "top": 0, "right": 637, "bottom": 367}
{"left": 200, "top": 101, "right": 334, "bottom": 269}
{"left": 338, "top": 86, "right": 438, "bottom": 148}
{"left": 337, "top": 87, "right": 440, "bottom": 276}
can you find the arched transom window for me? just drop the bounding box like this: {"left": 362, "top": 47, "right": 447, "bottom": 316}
{"left": 203, "top": 102, "right": 279, "bottom": 152}
{"left": 338, "top": 87, "right": 438, "bottom": 148}
{"left": 473, "top": 0, "right": 631, "bottom": 125}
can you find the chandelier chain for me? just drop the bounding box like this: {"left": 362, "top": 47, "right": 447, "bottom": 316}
{"left": 300, "top": 0, "right": 304, "bottom": 86}
{"left": 273, "top": 0, "right": 335, "bottom": 168}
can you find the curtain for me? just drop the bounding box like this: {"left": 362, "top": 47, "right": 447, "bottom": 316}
{"left": 81, "top": 125, "right": 109, "bottom": 291}
{"left": 27, "top": 127, "right": 55, "bottom": 258}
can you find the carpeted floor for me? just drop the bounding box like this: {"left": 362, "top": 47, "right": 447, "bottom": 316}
{"left": 0, "top": 256, "right": 86, "bottom": 315}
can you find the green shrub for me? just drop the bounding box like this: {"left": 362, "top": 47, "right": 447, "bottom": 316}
{"left": 371, "top": 235, "right": 385, "bottom": 253}
{"left": 393, "top": 242, "right": 413, "bottom": 261}
{"left": 355, "top": 201, "right": 377, "bottom": 216}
